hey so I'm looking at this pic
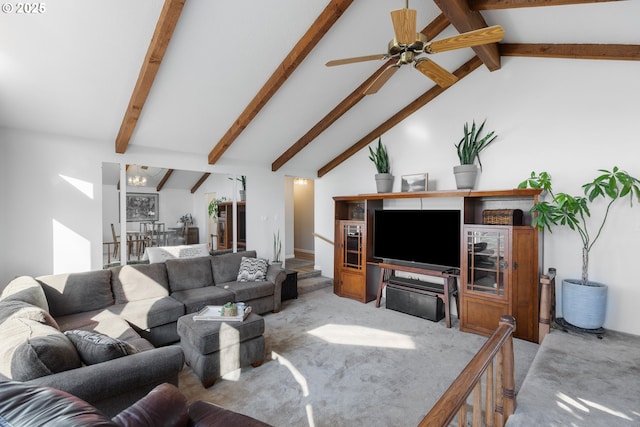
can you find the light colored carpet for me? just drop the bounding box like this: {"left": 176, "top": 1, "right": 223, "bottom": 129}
{"left": 506, "top": 328, "right": 640, "bottom": 426}
{"left": 178, "top": 287, "right": 539, "bottom": 427}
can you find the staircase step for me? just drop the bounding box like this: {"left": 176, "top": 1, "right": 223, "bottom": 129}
{"left": 297, "top": 275, "right": 333, "bottom": 295}
{"left": 297, "top": 269, "right": 321, "bottom": 280}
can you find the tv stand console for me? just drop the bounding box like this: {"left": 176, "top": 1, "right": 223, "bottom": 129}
{"left": 373, "top": 262, "right": 460, "bottom": 328}
{"left": 333, "top": 189, "right": 542, "bottom": 342}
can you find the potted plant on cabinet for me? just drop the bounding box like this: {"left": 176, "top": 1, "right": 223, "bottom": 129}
{"left": 207, "top": 197, "right": 227, "bottom": 218}
{"left": 368, "top": 136, "right": 393, "bottom": 193}
{"left": 228, "top": 176, "right": 247, "bottom": 201}
{"left": 454, "top": 119, "right": 498, "bottom": 189}
{"left": 518, "top": 166, "right": 640, "bottom": 330}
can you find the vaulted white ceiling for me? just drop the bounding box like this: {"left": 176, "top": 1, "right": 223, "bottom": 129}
{"left": 2, "top": 0, "right": 638, "bottom": 179}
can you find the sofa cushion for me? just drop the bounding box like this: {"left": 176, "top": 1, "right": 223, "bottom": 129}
{"left": 236, "top": 257, "right": 268, "bottom": 282}
{"left": 0, "top": 381, "right": 119, "bottom": 426}
{"left": 0, "top": 318, "right": 81, "bottom": 381}
{"left": 0, "top": 276, "right": 49, "bottom": 311}
{"left": 211, "top": 250, "right": 257, "bottom": 284}
{"left": 108, "top": 296, "right": 185, "bottom": 330}
{"left": 37, "top": 270, "right": 113, "bottom": 317}
{"left": 166, "top": 256, "right": 215, "bottom": 292}
{"left": 146, "top": 243, "right": 210, "bottom": 263}
{"left": 0, "top": 300, "right": 59, "bottom": 329}
{"left": 54, "top": 309, "right": 155, "bottom": 352}
{"left": 170, "top": 286, "right": 235, "bottom": 314}
{"left": 112, "top": 383, "right": 189, "bottom": 427}
{"left": 220, "top": 281, "right": 274, "bottom": 303}
{"left": 64, "top": 329, "right": 139, "bottom": 365}
{"left": 110, "top": 263, "right": 169, "bottom": 304}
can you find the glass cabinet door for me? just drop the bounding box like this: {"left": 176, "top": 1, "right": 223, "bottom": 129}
{"left": 341, "top": 221, "right": 364, "bottom": 270}
{"left": 465, "top": 227, "right": 508, "bottom": 298}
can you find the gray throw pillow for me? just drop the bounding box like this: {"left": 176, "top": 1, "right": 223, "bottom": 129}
{"left": 0, "top": 318, "right": 81, "bottom": 381}
{"left": 64, "top": 329, "right": 139, "bottom": 365}
{"left": 236, "top": 257, "right": 268, "bottom": 282}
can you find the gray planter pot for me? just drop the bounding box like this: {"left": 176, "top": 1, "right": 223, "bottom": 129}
{"left": 375, "top": 173, "right": 394, "bottom": 193}
{"left": 453, "top": 164, "right": 478, "bottom": 189}
{"left": 562, "top": 278, "right": 608, "bottom": 329}
{"left": 239, "top": 190, "right": 246, "bottom": 201}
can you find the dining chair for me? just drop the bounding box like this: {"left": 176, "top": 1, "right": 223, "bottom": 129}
{"left": 110, "top": 223, "right": 120, "bottom": 259}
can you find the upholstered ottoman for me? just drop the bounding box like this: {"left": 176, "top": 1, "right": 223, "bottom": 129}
{"left": 177, "top": 312, "right": 265, "bottom": 387}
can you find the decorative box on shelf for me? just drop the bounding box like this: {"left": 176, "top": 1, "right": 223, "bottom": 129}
{"left": 482, "top": 209, "right": 523, "bottom": 225}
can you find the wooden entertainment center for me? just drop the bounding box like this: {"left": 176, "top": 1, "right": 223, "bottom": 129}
{"left": 333, "top": 189, "right": 542, "bottom": 343}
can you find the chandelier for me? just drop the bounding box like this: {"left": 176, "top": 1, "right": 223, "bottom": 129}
{"left": 127, "top": 174, "right": 147, "bottom": 186}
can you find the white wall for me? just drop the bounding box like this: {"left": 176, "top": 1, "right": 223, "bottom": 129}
{"left": 0, "top": 128, "right": 287, "bottom": 286}
{"left": 316, "top": 57, "right": 640, "bottom": 335}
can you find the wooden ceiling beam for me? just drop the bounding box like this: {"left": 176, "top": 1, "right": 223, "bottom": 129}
{"left": 115, "top": 0, "right": 186, "bottom": 154}
{"left": 317, "top": 56, "right": 483, "bottom": 178}
{"left": 191, "top": 173, "right": 211, "bottom": 194}
{"left": 432, "top": 0, "right": 501, "bottom": 71}
{"left": 208, "top": 0, "right": 354, "bottom": 165}
{"left": 500, "top": 43, "right": 640, "bottom": 60}
{"left": 156, "top": 169, "right": 174, "bottom": 191}
{"left": 271, "top": 13, "right": 451, "bottom": 172}
{"left": 469, "top": 0, "right": 623, "bottom": 11}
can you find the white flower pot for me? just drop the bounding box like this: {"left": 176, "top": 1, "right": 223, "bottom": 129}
{"left": 375, "top": 173, "right": 394, "bottom": 193}
{"left": 453, "top": 165, "right": 478, "bottom": 189}
{"left": 562, "top": 279, "right": 607, "bottom": 330}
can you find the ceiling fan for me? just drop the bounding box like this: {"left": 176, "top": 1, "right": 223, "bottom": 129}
{"left": 325, "top": 1, "right": 505, "bottom": 94}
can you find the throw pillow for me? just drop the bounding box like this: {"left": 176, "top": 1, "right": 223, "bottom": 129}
{"left": 0, "top": 318, "right": 81, "bottom": 381}
{"left": 64, "top": 329, "right": 139, "bottom": 365}
{"left": 0, "top": 300, "right": 59, "bottom": 329}
{"left": 236, "top": 257, "right": 268, "bottom": 282}
{"left": 0, "top": 276, "right": 49, "bottom": 311}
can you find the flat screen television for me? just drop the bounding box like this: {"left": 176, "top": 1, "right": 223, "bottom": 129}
{"left": 373, "top": 209, "right": 461, "bottom": 270}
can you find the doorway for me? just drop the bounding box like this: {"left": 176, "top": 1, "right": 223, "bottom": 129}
{"left": 285, "top": 177, "right": 314, "bottom": 269}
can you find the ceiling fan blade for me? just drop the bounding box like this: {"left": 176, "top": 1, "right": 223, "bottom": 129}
{"left": 390, "top": 8, "right": 417, "bottom": 45}
{"left": 325, "top": 54, "right": 388, "bottom": 67}
{"left": 415, "top": 58, "right": 458, "bottom": 88}
{"left": 364, "top": 64, "right": 400, "bottom": 95}
{"left": 426, "top": 25, "right": 505, "bottom": 54}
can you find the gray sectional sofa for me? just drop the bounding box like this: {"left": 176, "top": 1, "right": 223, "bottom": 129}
{"left": 0, "top": 250, "right": 286, "bottom": 416}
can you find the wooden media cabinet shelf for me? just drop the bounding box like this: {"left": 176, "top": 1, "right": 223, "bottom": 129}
{"left": 333, "top": 188, "right": 543, "bottom": 343}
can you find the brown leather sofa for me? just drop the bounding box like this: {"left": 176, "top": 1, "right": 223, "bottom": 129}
{"left": 0, "top": 380, "right": 272, "bottom": 427}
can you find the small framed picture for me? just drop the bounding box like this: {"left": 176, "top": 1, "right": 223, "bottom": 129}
{"left": 401, "top": 173, "right": 428, "bottom": 192}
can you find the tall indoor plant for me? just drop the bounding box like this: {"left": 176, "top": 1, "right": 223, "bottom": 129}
{"left": 368, "top": 136, "right": 393, "bottom": 193}
{"left": 518, "top": 166, "right": 640, "bottom": 329}
{"left": 454, "top": 119, "right": 497, "bottom": 189}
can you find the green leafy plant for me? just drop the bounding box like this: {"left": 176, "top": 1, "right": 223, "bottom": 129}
{"left": 455, "top": 119, "right": 497, "bottom": 169}
{"left": 368, "top": 137, "right": 390, "bottom": 174}
{"left": 518, "top": 166, "right": 640, "bottom": 285}
{"left": 273, "top": 230, "right": 282, "bottom": 263}
{"left": 207, "top": 197, "right": 227, "bottom": 218}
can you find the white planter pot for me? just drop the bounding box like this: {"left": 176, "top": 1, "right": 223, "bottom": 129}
{"left": 375, "top": 173, "right": 394, "bottom": 193}
{"left": 562, "top": 279, "right": 607, "bottom": 330}
{"left": 453, "top": 165, "right": 478, "bottom": 189}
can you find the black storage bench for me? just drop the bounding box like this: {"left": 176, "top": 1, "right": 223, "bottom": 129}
{"left": 281, "top": 270, "right": 298, "bottom": 301}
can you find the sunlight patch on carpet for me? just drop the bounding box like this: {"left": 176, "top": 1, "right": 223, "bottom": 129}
{"left": 307, "top": 324, "right": 415, "bottom": 349}
{"left": 272, "top": 351, "right": 309, "bottom": 396}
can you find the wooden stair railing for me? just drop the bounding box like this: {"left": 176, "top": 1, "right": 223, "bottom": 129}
{"left": 538, "top": 268, "right": 556, "bottom": 343}
{"left": 419, "top": 315, "right": 516, "bottom": 427}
